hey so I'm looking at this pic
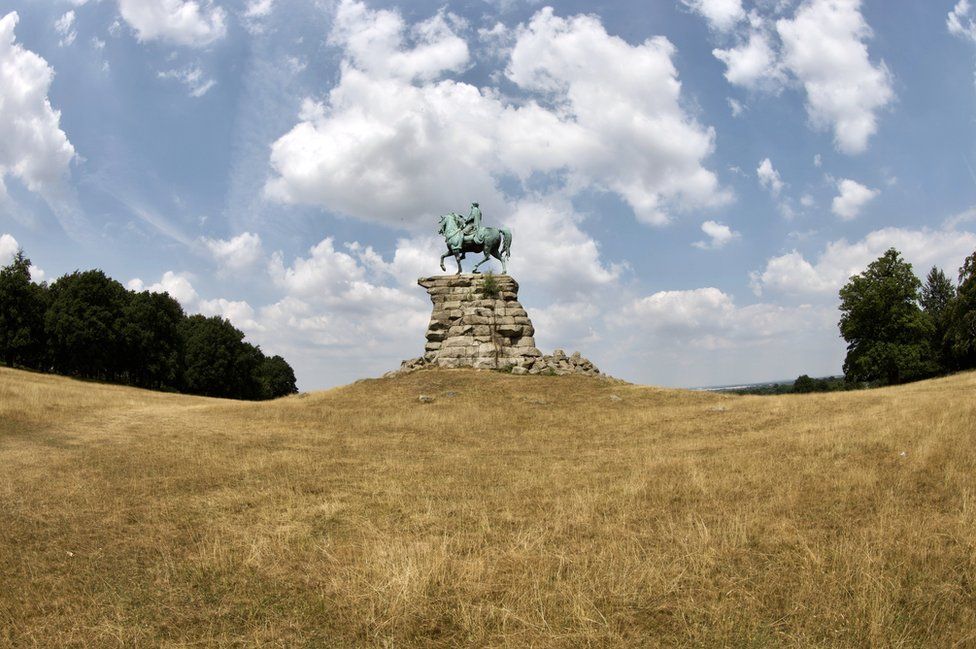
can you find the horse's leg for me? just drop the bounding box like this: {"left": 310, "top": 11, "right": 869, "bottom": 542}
{"left": 493, "top": 246, "right": 507, "bottom": 274}
{"left": 454, "top": 250, "right": 463, "bottom": 275}
{"left": 471, "top": 247, "right": 491, "bottom": 274}
{"left": 440, "top": 248, "right": 452, "bottom": 272}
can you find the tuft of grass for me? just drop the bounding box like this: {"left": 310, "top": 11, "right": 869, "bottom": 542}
{"left": 481, "top": 271, "right": 500, "bottom": 298}
{"left": 1, "top": 366, "right": 976, "bottom": 647}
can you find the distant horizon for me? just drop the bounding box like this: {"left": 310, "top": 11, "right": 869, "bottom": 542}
{"left": 2, "top": 0, "right": 975, "bottom": 390}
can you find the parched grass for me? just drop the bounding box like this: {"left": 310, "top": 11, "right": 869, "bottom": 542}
{"left": 1, "top": 366, "right": 975, "bottom": 647}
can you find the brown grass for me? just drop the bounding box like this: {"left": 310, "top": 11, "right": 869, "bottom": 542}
{"left": 1, "top": 366, "right": 975, "bottom": 647}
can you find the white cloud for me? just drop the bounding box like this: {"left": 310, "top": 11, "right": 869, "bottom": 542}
{"left": 198, "top": 297, "right": 259, "bottom": 330}
{"left": 331, "top": 1, "right": 469, "bottom": 82}
{"left": 244, "top": 0, "right": 274, "bottom": 19}
{"left": 728, "top": 97, "right": 744, "bottom": 116}
{"left": 701, "top": 0, "right": 893, "bottom": 154}
{"left": 831, "top": 178, "right": 878, "bottom": 220}
{"left": 127, "top": 270, "right": 259, "bottom": 329}
{"left": 503, "top": 199, "right": 622, "bottom": 295}
{"left": 158, "top": 65, "right": 216, "bottom": 97}
{"left": 598, "top": 285, "right": 843, "bottom": 386}
{"left": 265, "top": 1, "right": 728, "bottom": 228}
{"left": 0, "top": 233, "right": 46, "bottom": 281}
{"left": 117, "top": 0, "right": 226, "bottom": 47}
{"left": 776, "top": 0, "right": 894, "bottom": 154}
{"left": 242, "top": 0, "right": 274, "bottom": 34}
{"left": 55, "top": 10, "right": 77, "bottom": 47}
{"left": 693, "top": 220, "right": 740, "bottom": 250}
{"left": 269, "top": 237, "right": 368, "bottom": 299}
{"left": 750, "top": 226, "right": 976, "bottom": 296}
{"left": 613, "top": 287, "right": 832, "bottom": 350}
{"left": 682, "top": 0, "right": 746, "bottom": 32}
{"left": 713, "top": 28, "right": 783, "bottom": 89}
{"left": 0, "top": 13, "right": 76, "bottom": 200}
{"left": 0, "top": 233, "right": 18, "bottom": 264}
{"left": 948, "top": 0, "right": 976, "bottom": 42}
{"left": 757, "top": 157, "right": 784, "bottom": 195}
{"left": 128, "top": 270, "right": 199, "bottom": 304}
{"left": 202, "top": 232, "right": 263, "bottom": 272}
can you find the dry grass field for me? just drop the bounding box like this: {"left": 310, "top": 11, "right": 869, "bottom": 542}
{"left": 1, "top": 366, "right": 975, "bottom": 647}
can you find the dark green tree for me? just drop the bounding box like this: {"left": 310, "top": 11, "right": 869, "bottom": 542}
{"left": 948, "top": 250, "right": 976, "bottom": 369}
{"left": 839, "top": 248, "right": 935, "bottom": 385}
{"left": 45, "top": 270, "right": 130, "bottom": 379}
{"left": 255, "top": 354, "right": 299, "bottom": 399}
{"left": 792, "top": 375, "right": 821, "bottom": 393}
{"left": 179, "top": 315, "right": 261, "bottom": 399}
{"left": 920, "top": 266, "right": 956, "bottom": 371}
{"left": 121, "top": 290, "right": 185, "bottom": 389}
{"left": 0, "top": 250, "right": 47, "bottom": 369}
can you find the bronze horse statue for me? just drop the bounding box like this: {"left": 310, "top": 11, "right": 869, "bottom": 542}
{"left": 437, "top": 204, "right": 512, "bottom": 274}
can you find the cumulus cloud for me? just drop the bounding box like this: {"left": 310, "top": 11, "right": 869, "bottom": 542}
{"left": 117, "top": 0, "right": 226, "bottom": 47}
{"left": 714, "top": 28, "right": 783, "bottom": 89}
{"left": 0, "top": 233, "right": 18, "bottom": 264}
{"left": 244, "top": 0, "right": 274, "bottom": 19}
{"left": 948, "top": 0, "right": 976, "bottom": 41}
{"left": 682, "top": 0, "right": 746, "bottom": 32}
{"left": 0, "top": 233, "right": 46, "bottom": 281}
{"left": 699, "top": 0, "right": 893, "bottom": 154}
{"left": 0, "top": 13, "right": 76, "bottom": 199}
{"left": 127, "top": 270, "right": 259, "bottom": 329}
{"left": 750, "top": 226, "right": 976, "bottom": 296}
{"left": 202, "top": 232, "right": 264, "bottom": 272}
{"left": 831, "top": 178, "right": 878, "bottom": 220}
{"left": 776, "top": 0, "right": 894, "bottom": 154}
{"left": 503, "top": 199, "right": 622, "bottom": 295}
{"left": 55, "top": 10, "right": 77, "bottom": 47}
{"left": 612, "top": 287, "right": 833, "bottom": 352}
{"left": 241, "top": 0, "right": 274, "bottom": 33}
{"left": 693, "top": 220, "right": 740, "bottom": 250}
{"left": 265, "top": 1, "right": 727, "bottom": 228}
{"left": 757, "top": 157, "right": 784, "bottom": 195}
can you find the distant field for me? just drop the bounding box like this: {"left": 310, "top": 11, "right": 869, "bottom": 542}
{"left": 1, "top": 366, "right": 975, "bottom": 647}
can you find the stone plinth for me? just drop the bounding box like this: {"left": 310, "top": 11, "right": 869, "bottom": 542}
{"left": 418, "top": 274, "right": 539, "bottom": 370}
{"left": 394, "top": 274, "right": 601, "bottom": 376}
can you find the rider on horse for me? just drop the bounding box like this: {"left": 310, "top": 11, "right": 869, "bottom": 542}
{"left": 462, "top": 203, "right": 486, "bottom": 246}
{"left": 438, "top": 202, "right": 512, "bottom": 275}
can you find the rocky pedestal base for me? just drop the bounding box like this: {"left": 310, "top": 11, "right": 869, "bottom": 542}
{"left": 394, "top": 274, "right": 601, "bottom": 377}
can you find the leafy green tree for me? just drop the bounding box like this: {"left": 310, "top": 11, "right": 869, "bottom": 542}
{"left": 121, "top": 290, "right": 185, "bottom": 389}
{"left": 45, "top": 270, "right": 130, "bottom": 379}
{"left": 792, "top": 374, "right": 821, "bottom": 393}
{"left": 839, "top": 248, "right": 935, "bottom": 385}
{"left": 948, "top": 250, "right": 976, "bottom": 369}
{"left": 179, "top": 315, "right": 261, "bottom": 399}
{"left": 0, "top": 250, "right": 47, "bottom": 369}
{"left": 255, "top": 354, "right": 299, "bottom": 399}
{"left": 920, "top": 266, "right": 956, "bottom": 371}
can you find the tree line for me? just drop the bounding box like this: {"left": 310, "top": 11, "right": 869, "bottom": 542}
{"left": 838, "top": 247, "right": 976, "bottom": 386}
{"left": 728, "top": 246, "right": 975, "bottom": 396}
{"left": 0, "top": 249, "right": 297, "bottom": 400}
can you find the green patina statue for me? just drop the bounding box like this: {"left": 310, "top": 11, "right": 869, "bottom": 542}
{"left": 438, "top": 202, "right": 512, "bottom": 275}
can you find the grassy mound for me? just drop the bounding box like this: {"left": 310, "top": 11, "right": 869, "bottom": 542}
{"left": 2, "top": 366, "right": 975, "bottom": 646}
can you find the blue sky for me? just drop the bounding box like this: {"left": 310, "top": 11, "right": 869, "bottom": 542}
{"left": 2, "top": 0, "right": 976, "bottom": 389}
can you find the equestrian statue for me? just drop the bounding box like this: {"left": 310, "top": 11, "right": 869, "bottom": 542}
{"left": 437, "top": 202, "right": 512, "bottom": 274}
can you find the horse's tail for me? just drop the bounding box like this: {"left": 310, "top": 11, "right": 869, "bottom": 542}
{"left": 500, "top": 227, "right": 512, "bottom": 259}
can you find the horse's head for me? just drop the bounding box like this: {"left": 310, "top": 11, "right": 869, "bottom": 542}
{"left": 438, "top": 213, "right": 460, "bottom": 236}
